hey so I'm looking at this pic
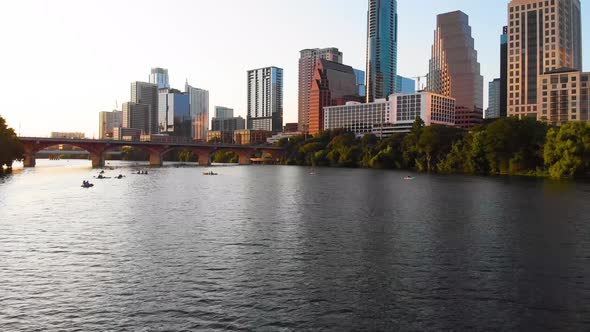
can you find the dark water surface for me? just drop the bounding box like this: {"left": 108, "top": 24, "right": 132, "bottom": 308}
{"left": 1, "top": 160, "right": 590, "bottom": 331}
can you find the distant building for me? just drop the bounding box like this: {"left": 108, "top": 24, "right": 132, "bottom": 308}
{"left": 298, "top": 48, "right": 343, "bottom": 132}
{"left": 131, "top": 82, "right": 159, "bottom": 134}
{"left": 113, "top": 128, "right": 141, "bottom": 141}
{"left": 324, "top": 92, "right": 455, "bottom": 137}
{"left": 50, "top": 132, "right": 85, "bottom": 139}
{"left": 427, "top": 11, "right": 483, "bottom": 129}
{"left": 267, "top": 131, "right": 302, "bottom": 144}
{"left": 283, "top": 123, "right": 299, "bottom": 133}
{"left": 396, "top": 76, "right": 416, "bottom": 94}
{"left": 158, "top": 88, "right": 191, "bottom": 138}
{"left": 233, "top": 130, "right": 272, "bottom": 145}
{"left": 538, "top": 69, "right": 590, "bottom": 125}
{"left": 500, "top": 26, "right": 508, "bottom": 118}
{"left": 507, "top": 0, "right": 582, "bottom": 119}
{"left": 214, "top": 106, "right": 234, "bottom": 119}
{"left": 353, "top": 69, "right": 366, "bottom": 98}
{"left": 486, "top": 79, "right": 501, "bottom": 119}
{"left": 366, "top": 0, "right": 398, "bottom": 102}
{"left": 308, "top": 59, "right": 359, "bottom": 135}
{"left": 186, "top": 83, "right": 209, "bottom": 141}
{"left": 99, "top": 110, "right": 122, "bottom": 139}
{"left": 122, "top": 102, "right": 150, "bottom": 134}
{"left": 211, "top": 116, "right": 246, "bottom": 132}
{"left": 149, "top": 68, "right": 170, "bottom": 89}
{"left": 247, "top": 67, "right": 283, "bottom": 132}
{"left": 207, "top": 131, "right": 233, "bottom": 143}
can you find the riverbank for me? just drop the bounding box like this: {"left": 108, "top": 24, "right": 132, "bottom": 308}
{"left": 275, "top": 117, "right": 590, "bottom": 180}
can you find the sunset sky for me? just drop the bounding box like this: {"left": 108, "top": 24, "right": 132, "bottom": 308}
{"left": 1, "top": 0, "right": 588, "bottom": 137}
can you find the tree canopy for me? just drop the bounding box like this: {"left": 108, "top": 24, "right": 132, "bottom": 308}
{"left": 0, "top": 115, "right": 24, "bottom": 174}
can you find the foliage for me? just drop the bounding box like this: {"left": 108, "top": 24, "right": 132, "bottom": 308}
{"left": 212, "top": 150, "right": 238, "bottom": 163}
{"left": 278, "top": 117, "right": 590, "bottom": 179}
{"left": 0, "top": 115, "right": 24, "bottom": 174}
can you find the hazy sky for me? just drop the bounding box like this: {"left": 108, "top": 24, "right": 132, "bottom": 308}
{"left": 1, "top": 0, "right": 589, "bottom": 137}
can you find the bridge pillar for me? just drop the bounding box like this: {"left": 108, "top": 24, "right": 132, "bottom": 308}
{"left": 149, "top": 151, "right": 163, "bottom": 167}
{"left": 198, "top": 153, "right": 211, "bottom": 166}
{"left": 23, "top": 153, "right": 36, "bottom": 168}
{"left": 237, "top": 150, "right": 252, "bottom": 165}
{"left": 90, "top": 152, "right": 105, "bottom": 168}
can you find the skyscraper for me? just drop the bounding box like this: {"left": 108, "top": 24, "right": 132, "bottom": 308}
{"left": 396, "top": 75, "right": 416, "bottom": 94}
{"left": 158, "top": 88, "right": 191, "bottom": 138}
{"left": 426, "top": 10, "right": 483, "bottom": 129}
{"left": 500, "top": 26, "right": 508, "bottom": 118}
{"left": 298, "top": 48, "right": 343, "bottom": 132}
{"left": 122, "top": 102, "right": 150, "bottom": 134}
{"left": 98, "top": 110, "right": 122, "bottom": 139}
{"left": 214, "top": 106, "right": 234, "bottom": 119}
{"left": 185, "top": 83, "right": 209, "bottom": 141}
{"left": 150, "top": 68, "right": 170, "bottom": 89}
{"left": 247, "top": 67, "right": 283, "bottom": 132}
{"left": 131, "top": 82, "right": 159, "bottom": 134}
{"left": 308, "top": 59, "right": 359, "bottom": 135}
{"left": 507, "top": 0, "right": 582, "bottom": 120}
{"left": 353, "top": 69, "right": 366, "bottom": 98}
{"left": 366, "top": 0, "right": 398, "bottom": 102}
{"left": 487, "top": 79, "right": 501, "bottom": 119}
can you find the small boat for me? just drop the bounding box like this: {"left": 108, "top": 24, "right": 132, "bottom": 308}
{"left": 94, "top": 175, "right": 111, "bottom": 179}
{"left": 115, "top": 174, "right": 125, "bottom": 179}
{"left": 203, "top": 171, "right": 218, "bottom": 176}
{"left": 81, "top": 182, "right": 94, "bottom": 188}
{"left": 404, "top": 176, "right": 415, "bottom": 180}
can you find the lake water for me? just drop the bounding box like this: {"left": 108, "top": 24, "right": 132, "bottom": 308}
{"left": 1, "top": 160, "right": 590, "bottom": 331}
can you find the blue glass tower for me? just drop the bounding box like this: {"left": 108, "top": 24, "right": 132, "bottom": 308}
{"left": 366, "top": 0, "right": 398, "bottom": 102}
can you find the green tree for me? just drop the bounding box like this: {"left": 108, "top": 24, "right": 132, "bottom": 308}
{"left": 544, "top": 122, "right": 590, "bottom": 179}
{"left": 0, "top": 115, "right": 24, "bottom": 174}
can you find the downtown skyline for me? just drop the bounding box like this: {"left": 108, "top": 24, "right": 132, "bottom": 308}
{"left": 1, "top": 0, "right": 589, "bottom": 137}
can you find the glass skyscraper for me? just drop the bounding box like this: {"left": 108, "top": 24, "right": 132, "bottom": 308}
{"left": 366, "top": 0, "right": 398, "bottom": 102}
{"left": 247, "top": 67, "right": 283, "bottom": 132}
{"left": 150, "top": 68, "right": 170, "bottom": 90}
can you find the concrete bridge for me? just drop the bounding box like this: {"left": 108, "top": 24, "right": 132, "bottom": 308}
{"left": 19, "top": 137, "right": 286, "bottom": 168}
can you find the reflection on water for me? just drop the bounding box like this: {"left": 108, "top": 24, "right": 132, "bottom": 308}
{"left": 1, "top": 160, "right": 589, "bottom": 331}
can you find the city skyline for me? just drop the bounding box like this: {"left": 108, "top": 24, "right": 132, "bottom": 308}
{"left": 1, "top": 0, "right": 589, "bottom": 137}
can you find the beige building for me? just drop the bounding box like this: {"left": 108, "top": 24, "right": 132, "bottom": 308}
{"left": 507, "top": 0, "right": 582, "bottom": 119}
{"left": 538, "top": 69, "right": 590, "bottom": 125}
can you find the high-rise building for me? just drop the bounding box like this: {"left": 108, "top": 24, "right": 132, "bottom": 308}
{"left": 185, "top": 83, "right": 209, "bottom": 141}
{"left": 122, "top": 102, "right": 150, "bottom": 134}
{"left": 500, "top": 26, "right": 508, "bottom": 117}
{"left": 158, "top": 88, "right": 191, "bottom": 138}
{"left": 353, "top": 69, "right": 366, "bottom": 98}
{"left": 214, "top": 106, "right": 234, "bottom": 119}
{"left": 366, "top": 0, "right": 398, "bottom": 102}
{"left": 308, "top": 59, "right": 359, "bottom": 135}
{"left": 298, "top": 48, "right": 343, "bottom": 132}
{"left": 538, "top": 69, "right": 590, "bottom": 125}
{"left": 131, "top": 82, "right": 159, "bottom": 134}
{"left": 247, "top": 67, "right": 283, "bottom": 132}
{"left": 149, "top": 68, "right": 170, "bottom": 89}
{"left": 487, "top": 79, "right": 502, "bottom": 119}
{"left": 211, "top": 116, "right": 246, "bottom": 133}
{"left": 396, "top": 76, "right": 416, "bottom": 94}
{"left": 507, "top": 0, "right": 582, "bottom": 120}
{"left": 98, "top": 110, "right": 122, "bottom": 139}
{"left": 427, "top": 10, "right": 483, "bottom": 129}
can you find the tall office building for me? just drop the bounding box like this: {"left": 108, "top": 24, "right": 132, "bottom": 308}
{"left": 131, "top": 82, "right": 159, "bottom": 134}
{"left": 396, "top": 76, "right": 416, "bottom": 94}
{"left": 507, "top": 0, "right": 582, "bottom": 119}
{"left": 98, "top": 110, "right": 122, "bottom": 139}
{"left": 308, "top": 59, "right": 359, "bottom": 135}
{"left": 487, "top": 79, "right": 502, "bottom": 119}
{"left": 211, "top": 116, "right": 246, "bottom": 132}
{"left": 158, "top": 88, "right": 191, "bottom": 138}
{"left": 427, "top": 11, "right": 483, "bottom": 129}
{"left": 185, "top": 83, "right": 209, "bottom": 141}
{"left": 149, "top": 68, "right": 170, "bottom": 89}
{"left": 353, "top": 69, "right": 366, "bottom": 98}
{"left": 247, "top": 67, "right": 283, "bottom": 132}
{"left": 298, "top": 48, "right": 343, "bottom": 132}
{"left": 214, "top": 106, "right": 234, "bottom": 119}
{"left": 500, "top": 26, "right": 508, "bottom": 117}
{"left": 538, "top": 69, "right": 590, "bottom": 124}
{"left": 366, "top": 0, "right": 398, "bottom": 102}
{"left": 122, "top": 102, "right": 150, "bottom": 134}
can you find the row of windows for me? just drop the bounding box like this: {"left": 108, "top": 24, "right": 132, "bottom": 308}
{"left": 510, "top": 1, "right": 556, "bottom": 12}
